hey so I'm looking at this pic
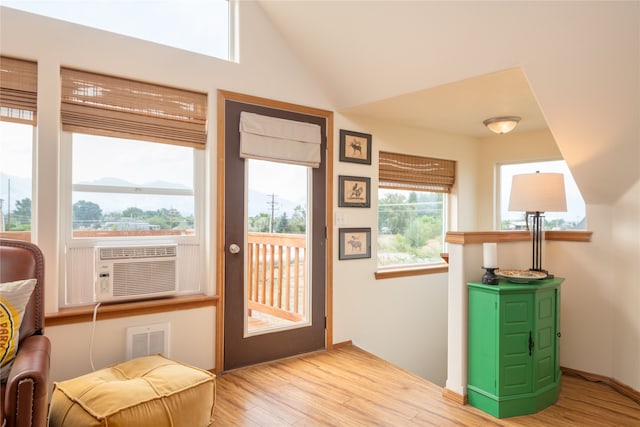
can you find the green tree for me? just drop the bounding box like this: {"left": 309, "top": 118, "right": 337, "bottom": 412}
{"left": 289, "top": 205, "right": 306, "bottom": 234}
{"left": 9, "top": 197, "right": 32, "bottom": 230}
{"left": 249, "top": 213, "right": 271, "bottom": 232}
{"left": 405, "top": 219, "right": 427, "bottom": 248}
{"left": 145, "top": 208, "right": 184, "bottom": 229}
{"left": 163, "top": 208, "right": 182, "bottom": 229}
{"left": 122, "top": 207, "right": 144, "bottom": 218}
{"left": 378, "top": 192, "right": 413, "bottom": 234}
{"left": 419, "top": 215, "right": 442, "bottom": 241}
{"left": 73, "top": 200, "right": 102, "bottom": 229}
{"left": 275, "top": 212, "right": 290, "bottom": 233}
{"left": 147, "top": 215, "right": 169, "bottom": 230}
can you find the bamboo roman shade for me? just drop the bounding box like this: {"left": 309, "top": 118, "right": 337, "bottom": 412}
{"left": 379, "top": 151, "right": 456, "bottom": 193}
{"left": 0, "top": 56, "right": 38, "bottom": 125}
{"left": 239, "top": 112, "right": 322, "bottom": 168}
{"left": 60, "top": 67, "right": 207, "bottom": 148}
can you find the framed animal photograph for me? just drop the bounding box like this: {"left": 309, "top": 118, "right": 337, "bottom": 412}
{"left": 338, "top": 175, "right": 370, "bottom": 208}
{"left": 339, "top": 129, "right": 372, "bottom": 164}
{"left": 339, "top": 228, "right": 371, "bottom": 260}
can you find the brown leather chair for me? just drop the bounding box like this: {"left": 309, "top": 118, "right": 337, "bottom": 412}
{"left": 0, "top": 239, "right": 51, "bottom": 427}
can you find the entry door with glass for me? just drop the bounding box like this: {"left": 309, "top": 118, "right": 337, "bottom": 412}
{"left": 222, "top": 96, "right": 328, "bottom": 371}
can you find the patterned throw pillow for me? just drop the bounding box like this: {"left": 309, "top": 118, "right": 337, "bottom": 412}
{"left": 0, "top": 278, "right": 37, "bottom": 381}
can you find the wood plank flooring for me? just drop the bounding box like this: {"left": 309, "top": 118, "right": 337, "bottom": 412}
{"left": 212, "top": 345, "right": 640, "bottom": 426}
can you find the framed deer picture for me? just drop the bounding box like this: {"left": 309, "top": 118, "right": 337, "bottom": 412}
{"left": 339, "top": 228, "right": 371, "bottom": 260}
{"left": 339, "top": 129, "right": 372, "bottom": 164}
{"left": 338, "top": 175, "right": 370, "bottom": 208}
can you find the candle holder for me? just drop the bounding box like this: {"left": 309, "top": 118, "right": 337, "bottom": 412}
{"left": 482, "top": 267, "right": 499, "bottom": 285}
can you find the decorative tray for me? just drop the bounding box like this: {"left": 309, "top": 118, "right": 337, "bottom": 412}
{"left": 495, "top": 269, "right": 547, "bottom": 283}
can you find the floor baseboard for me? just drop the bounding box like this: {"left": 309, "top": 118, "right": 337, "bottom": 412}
{"left": 442, "top": 387, "right": 467, "bottom": 405}
{"left": 561, "top": 366, "right": 640, "bottom": 405}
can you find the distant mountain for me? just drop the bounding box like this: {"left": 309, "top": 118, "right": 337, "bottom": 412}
{"left": 81, "top": 177, "right": 190, "bottom": 190}
{"left": 1, "top": 173, "right": 303, "bottom": 219}
{"left": 248, "top": 190, "right": 305, "bottom": 218}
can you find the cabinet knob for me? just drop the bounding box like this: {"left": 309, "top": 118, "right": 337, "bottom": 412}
{"left": 557, "top": 332, "right": 562, "bottom": 338}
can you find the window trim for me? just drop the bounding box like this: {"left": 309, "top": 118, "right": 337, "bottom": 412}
{"left": 46, "top": 294, "right": 217, "bottom": 326}
{"left": 374, "top": 263, "right": 449, "bottom": 280}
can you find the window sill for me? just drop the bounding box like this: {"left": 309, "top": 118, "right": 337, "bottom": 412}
{"left": 375, "top": 263, "right": 449, "bottom": 280}
{"left": 45, "top": 294, "right": 218, "bottom": 327}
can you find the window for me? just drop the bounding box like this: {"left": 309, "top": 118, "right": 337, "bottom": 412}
{"left": 60, "top": 67, "right": 207, "bottom": 240}
{"left": 0, "top": 122, "right": 34, "bottom": 239}
{"left": 2, "top": 0, "right": 232, "bottom": 60}
{"left": 60, "top": 68, "right": 207, "bottom": 306}
{"left": 0, "top": 56, "right": 37, "bottom": 242}
{"left": 378, "top": 151, "right": 455, "bottom": 269}
{"left": 499, "top": 160, "right": 586, "bottom": 230}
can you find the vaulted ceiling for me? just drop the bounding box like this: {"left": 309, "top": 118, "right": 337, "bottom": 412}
{"left": 257, "top": 1, "right": 639, "bottom": 204}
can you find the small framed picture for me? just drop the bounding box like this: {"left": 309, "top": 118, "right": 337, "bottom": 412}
{"left": 339, "top": 228, "right": 371, "bottom": 260}
{"left": 338, "top": 175, "right": 370, "bottom": 208}
{"left": 339, "top": 129, "right": 372, "bottom": 165}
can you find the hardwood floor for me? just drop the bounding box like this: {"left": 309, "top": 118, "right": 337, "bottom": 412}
{"left": 212, "top": 345, "right": 640, "bottom": 426}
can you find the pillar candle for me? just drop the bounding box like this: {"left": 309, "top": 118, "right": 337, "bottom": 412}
{"left": 483, "top": 242, "right": 498, "bottom": 268}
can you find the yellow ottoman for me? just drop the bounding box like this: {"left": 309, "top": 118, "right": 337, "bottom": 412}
{"left": 49, "top": 355, "right": 216, "bottom": 427}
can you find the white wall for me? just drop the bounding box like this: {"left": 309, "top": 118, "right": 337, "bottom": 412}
{"left": 46, "top": 308, "right": 215, "bottom": 384}
{"left": 612, "top": 179, "right": 640, "bottom": 391}
{"left": 475, "top": 129, "right": 563, "bottom": 230}
{"left": 546, "top": 205, "right": 614, "bottom": 374}
{"left": 332, "top": 116, "right": 477, "bottom": 386}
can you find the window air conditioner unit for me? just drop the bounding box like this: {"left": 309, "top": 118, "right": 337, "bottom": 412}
{"left": 94, "top": 244, "right": 178, "bottom": 303}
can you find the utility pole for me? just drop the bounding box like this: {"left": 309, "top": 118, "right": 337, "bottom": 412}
{"left": 267, "top": 193, "right": 277, "bottom": 233}
{"left": 6, "top": 179, "right": 10, "bottom": 231}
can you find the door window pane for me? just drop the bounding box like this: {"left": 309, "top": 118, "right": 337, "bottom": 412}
{"left": 246, "top": 159, "right": 310, "bottom": 334}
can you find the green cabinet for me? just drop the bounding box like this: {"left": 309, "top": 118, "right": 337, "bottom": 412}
{"left": 467, "top": 277, "right": 563, "bottom": 418}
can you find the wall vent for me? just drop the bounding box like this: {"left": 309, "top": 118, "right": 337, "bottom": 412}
{"left": 126, "top": 323, "right": 170, "bottom": 360}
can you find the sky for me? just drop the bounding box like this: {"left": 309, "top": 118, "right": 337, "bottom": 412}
{"left": 1, "top": 0, "right": 230, "bottom": 59}
{"left": 0, "top": 122, "right": 32, "bottom": 179}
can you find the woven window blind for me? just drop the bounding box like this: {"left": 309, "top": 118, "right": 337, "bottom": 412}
{"left": 379, "top": 151, "right": 456, "bottom": 193}
{"left": 0, "top": 56, "right": 37, "bottom": 125}
{"left": 61, "top": 68, "right": 207, "bottom": 149}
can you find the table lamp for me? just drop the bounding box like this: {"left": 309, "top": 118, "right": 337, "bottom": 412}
{"left": 508, "top": 172, "right": 567, "bottom": 276}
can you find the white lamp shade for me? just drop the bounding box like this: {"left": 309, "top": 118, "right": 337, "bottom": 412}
{"left": 508, "top": 172, "right": 567, "bottom": 213}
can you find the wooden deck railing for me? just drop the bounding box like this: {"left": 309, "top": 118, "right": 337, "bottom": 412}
{"left": 247, "top": 232, "right": 306, "bottom": 323}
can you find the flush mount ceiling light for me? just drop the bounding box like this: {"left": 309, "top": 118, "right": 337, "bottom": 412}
{"left": 483, "top": 116, "right": 521, "bottom": 134}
